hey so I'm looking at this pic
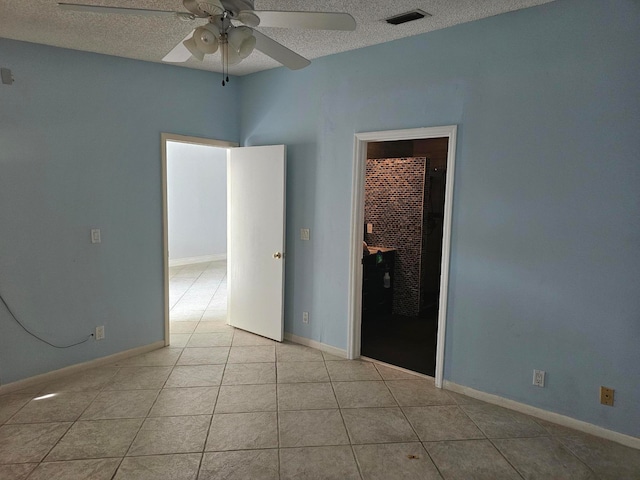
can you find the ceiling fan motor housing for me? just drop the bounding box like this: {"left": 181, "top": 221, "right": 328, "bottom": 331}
{"left": 219, "top": 0, "right": 255, "bottom": 17}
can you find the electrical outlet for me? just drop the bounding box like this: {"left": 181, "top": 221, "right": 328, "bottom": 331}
{"left": 600, "top": 386, "right": 614, "bottom": 406}
{"left": 302, "top": 312, "right": 309, "bottom": 324}
{"left": 367, "top": 223, "right": 373, "bottom": 234}
{"left": 95, "top": 326, "right": 105, "bottom": 340}
{"left": 533, "top": 369, "right": 545, "bottom": 387}
{"left": 300, "top": 228, "right": 310, "bottom": 241}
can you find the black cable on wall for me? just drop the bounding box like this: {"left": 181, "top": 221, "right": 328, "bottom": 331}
{"left": 0, "top": 290, "right": 93, "bottom": 348}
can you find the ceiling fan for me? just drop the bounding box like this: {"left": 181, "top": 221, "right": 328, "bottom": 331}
{"left": 58, "top": 1, "right": 356, "bottom": 83}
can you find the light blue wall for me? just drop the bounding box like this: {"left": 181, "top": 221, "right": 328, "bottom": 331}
{"left": 238, "top": 0, "right": 640, "bottom": 437}
{"left": 0, "top": 39, "right": 239, "bottom": 384}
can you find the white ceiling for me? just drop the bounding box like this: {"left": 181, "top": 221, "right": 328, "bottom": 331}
{"left": 0, "top": 0, "right": 555, "bottom": 76}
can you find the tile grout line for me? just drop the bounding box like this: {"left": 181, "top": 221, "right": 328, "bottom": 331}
{"left": 201, "top": 270, "right": 226, "bottom": 313}
{"left": 274, "top": 346, "right": 282, "bottom": 480}
{"left": 459, "top": 406, "right": 527, "bottom": 480}
{"left": 4, "top": 365, "right": 129, "bottom": 470}
{"left": 552, "top": 435, "right": 604, "bottom": 478}
{"left": 169, "top": 261, "right": 224, "bottom": 326}
{"left": 118, "top": 270, "right": 224, "bottom": 473}
{"left": 325, "top": 351, "right": 365, "bottom": 479}
{"left": 374, "top": 362, "right": 457, "bottom": 479}
{"left": 383, "top": 377, "right": 447, "bottom": 479}
{"left": 121, "top": 260, "right": 211, "bottom": 466}
{"left": 119, "top": 373, "right": 170, "bottom": 461}
{"left": 168, "top": 265, "right": 207, "bottom": 313}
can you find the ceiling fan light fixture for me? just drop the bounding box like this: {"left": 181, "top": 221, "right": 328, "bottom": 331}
{"left": 237, "top": 10, "right": 260, "bottom": 28}
{"left": 222, "top": 42, "right": 243, "bottom": 66}
{"left": 238, "top": 35, "right": 256, "bottom": 58}
{"left": 183, "top": 35, "right": 205, "bottom": 61}
{"left": 228, "top": 26, "right": 256, "bottom": 59}
{"left": 194, "top": 24, "right": 220, "bottom": 53}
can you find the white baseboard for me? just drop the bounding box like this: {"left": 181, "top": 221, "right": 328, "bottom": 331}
{"left": 169, "top": 254, "right": 226, "bottom": 267}
{"left": 443, "top": 380, "right": 640, "bottom": 450}
{"left": 284, "top": 332, "right": 347, "bottom": 359}
{"left": 0, "top": 341, "right": 165, "bottom": 395}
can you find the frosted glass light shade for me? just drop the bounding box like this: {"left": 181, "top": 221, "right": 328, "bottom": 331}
{"left": 194, "top": 25, "right": 219, "bottom": 54}
{"left": 228, "top": 26, "right": 256, "bottom": 59}
{"left": 183, "top": 35, "right": 204, "bottom": 61}
{"left": 238, "top": 35, "right": 256, "bottom": 58}
{"left": 222, "top": 43, "right": 242, "bottom": 65}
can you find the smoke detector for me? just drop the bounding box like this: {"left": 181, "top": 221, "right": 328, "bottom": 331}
{"left": 385, "top": 9, "right": 431, "bottom": 25}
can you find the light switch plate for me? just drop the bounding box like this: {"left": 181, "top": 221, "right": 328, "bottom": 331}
{"left": 95, "top": 326, "right": 105, "bottom": 340}
{"left": 367, "top": 223, "right": 373, "bottom": 234}
{"left": 300, "top": 228, "right": 310, "bottom": 241}
{"left": 1, "top": 68, "right": 14, "bottom": 85}
{"left": 91, "top": 229, "right": 101, "bottom": 244}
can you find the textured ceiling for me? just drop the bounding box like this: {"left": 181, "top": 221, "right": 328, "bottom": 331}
{"left": 0, "top": 0, "right": 555, "bottom": 76}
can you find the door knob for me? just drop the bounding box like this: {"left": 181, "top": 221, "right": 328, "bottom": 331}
{"left": 273, "top": 252, "right": 283, "bottom": 259}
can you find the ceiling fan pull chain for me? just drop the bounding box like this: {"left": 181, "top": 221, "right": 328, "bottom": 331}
{"left": 220, "top": 11, "right": 229, "bottom": 86}
{"left": 222, "top": 39, "right": 227, "bottom": 86}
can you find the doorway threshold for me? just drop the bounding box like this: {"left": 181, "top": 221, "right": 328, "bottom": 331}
{"left": 360, "top": 356, "right": 434, "bottom": 381}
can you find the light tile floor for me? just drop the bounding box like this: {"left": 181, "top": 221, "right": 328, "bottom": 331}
{"left": 1, "top": 260, "right": 639, "bottom": 479}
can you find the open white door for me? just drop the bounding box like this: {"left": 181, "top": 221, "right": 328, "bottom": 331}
{"left": 227, "top": 145, "right": 286, "bottom": 341}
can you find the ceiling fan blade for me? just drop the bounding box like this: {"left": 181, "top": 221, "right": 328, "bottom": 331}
{"left": 162, "top": 33, "right": 195, "bottom": 63}
{"left": 58, "top": 2, "right": 178, "bottom": 17}
{"left": 252, "top": 30, "right": 310, "bottom": 70}
{"left": 255, "top": 11, "right": 356, "bottom": 31}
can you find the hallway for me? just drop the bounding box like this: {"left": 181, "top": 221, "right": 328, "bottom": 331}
{"left": 168, "top": 260, "right": 228, "bottom": 347}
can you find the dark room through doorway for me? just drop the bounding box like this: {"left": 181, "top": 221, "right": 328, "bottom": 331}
{"left": 360, "top": 137, "right": 448, "bottom": 376}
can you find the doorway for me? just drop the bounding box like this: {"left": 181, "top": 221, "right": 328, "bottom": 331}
{"left": 348, "top": 126, "right": 457, "bottom": 387}
{"left": 161, "top": 135, "right": 287, "bottom": 344}
{"left": 361, "top": 139, "right": 448, "bottom": 376}
{"left": 161, "top": 133, "right": 237, "bottom": 344}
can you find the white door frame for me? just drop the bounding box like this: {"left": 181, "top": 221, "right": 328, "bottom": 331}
{"left": 161, "top": 133, "right": 238, "bottom": 346}
{"left": 347, "top": 125, "right": 457, "bottom": 388}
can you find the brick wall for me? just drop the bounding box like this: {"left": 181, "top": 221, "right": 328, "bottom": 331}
{"left": 364, "top": 157, "right": 428, "bottom": 316}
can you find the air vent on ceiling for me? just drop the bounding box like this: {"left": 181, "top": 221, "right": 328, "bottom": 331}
{"left": 385, "top": 9, "right": 431, "bottom": 25}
